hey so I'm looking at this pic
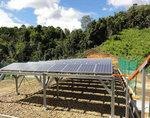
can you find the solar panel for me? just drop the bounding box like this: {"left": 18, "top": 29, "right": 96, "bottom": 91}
{"left": 36, "top": 63, "right": 54, "bottom": 72}
{"left": 77, "top": 64, "right": 95, "bottom": 73}
{"left": 1, "top": 63, "right": 27, "bottom": 71}
{"left": 61, "top": 64, "right": 81, "bottom": 72}
{"left": 0, "top": 58, "right": 113, "bottom": 75}
{"left": 48, "top": 64, "right": 67, "bottom": 72}
{"left": 24, "top": 62, "right": 41, "bottom": 71}
{"left": 94, "top": 64, "right": 112, "bottom": 74}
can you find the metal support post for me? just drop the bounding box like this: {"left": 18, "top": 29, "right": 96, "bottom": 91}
{"left": 43, "top": 74, "right": 47, "bottom": 109}
{"left": 71, "top": 78, "right": 74, "bottom": 91}
{"left": 141, "top": 68, "right": 146, "bottom": 118}
{"left": 111, "top": 78, "right": 115, "bottom": 118}
{"left": 55, "top": 77, "right": 59, "bottom": 98}
{"left": 14, "top": 75, "right": 19, "bottom": 95}
{"left": 125, "top": 76, "right": 129, "bottom": 118}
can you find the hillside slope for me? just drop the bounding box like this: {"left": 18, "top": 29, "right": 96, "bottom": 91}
{"left": 95, "top": 28, "right": 150, "bottom": 59}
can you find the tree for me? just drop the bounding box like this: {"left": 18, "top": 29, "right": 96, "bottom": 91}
{"left": 81, "top": 15, "right": 92, "bottom": 31}
{"left": 64, "top": 28, "right": 70, "bottom": 37}
{"left": 0, "top": 4, "right": 150, "bottom": 65}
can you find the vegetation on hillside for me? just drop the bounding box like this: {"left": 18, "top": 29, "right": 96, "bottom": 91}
{"left": 96, "top": 28, "right": 150, "bottom": 59}
{"left": 0, "top": 5, "right": 150, "bottom": 66}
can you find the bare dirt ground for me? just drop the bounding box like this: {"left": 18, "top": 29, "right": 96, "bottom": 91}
{"left": 0, "top": 77, "right": 126, "bottom": 118}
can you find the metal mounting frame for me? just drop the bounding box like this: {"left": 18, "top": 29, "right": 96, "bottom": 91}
{"left": 1, "top": 71, "right": 115, "bottom": 117}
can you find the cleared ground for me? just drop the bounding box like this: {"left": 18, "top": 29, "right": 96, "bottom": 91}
{"left": 0, "top": 76, "right": 126, "bottom": 118}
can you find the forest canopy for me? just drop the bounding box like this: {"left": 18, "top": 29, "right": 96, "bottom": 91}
{"left": 0, "top": 5, "right": 150, "bottom": 66}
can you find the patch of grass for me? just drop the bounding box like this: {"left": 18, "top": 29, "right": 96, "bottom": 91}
{"left": 96, "top": 28, "right": 150, "bottom": 59}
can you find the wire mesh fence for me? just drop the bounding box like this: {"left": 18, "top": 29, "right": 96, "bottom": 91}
{"left": 118, "top": 57, "right": 139, "bottom": 75}
{"left": 118, "top": 57, "right": 140, "bottom": 91}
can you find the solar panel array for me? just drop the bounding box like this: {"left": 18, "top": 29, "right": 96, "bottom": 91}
{"left": 0, "top": 58, "right": 113, "bottom": 75}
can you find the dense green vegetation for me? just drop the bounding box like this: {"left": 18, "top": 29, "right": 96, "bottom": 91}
{"left": 95, "top": 28, "right": 150, "bottom": 59}
{"left": 0, "top": 5, "right": 150, "bottom": 66}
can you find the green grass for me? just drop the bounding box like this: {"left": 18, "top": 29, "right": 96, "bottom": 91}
{"left": 95, "top": 28, "right": 150, "bottom": 59}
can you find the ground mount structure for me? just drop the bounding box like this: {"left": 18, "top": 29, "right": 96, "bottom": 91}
{"left": 0, "top": 58, "right": 117, "bottom": 117}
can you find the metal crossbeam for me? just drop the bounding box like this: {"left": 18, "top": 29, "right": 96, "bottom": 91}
{"left": 99, "top": 79, "right": 111, "bottom": 95}
{"left": 35, "top": 75, "right": 42, "bottom": 84}
{"left": 1, "top": 71, "right": 112, "bottom": 80}
{"left": 18, "top": 76, "right": 26, "bottom": 88}
{"left": 12, "top": 75, "right": 24, "bottom": 95}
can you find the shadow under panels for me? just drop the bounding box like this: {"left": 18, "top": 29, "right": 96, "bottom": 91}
{"left": 19, "top": 92, "right": 125, "bottom": 117}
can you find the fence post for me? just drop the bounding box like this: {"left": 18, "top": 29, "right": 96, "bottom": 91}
{"left": 125, "top": 76, "right": 129, "bottom": 118}
{"left": 141, "top": 68, "right": 146, "bottom": 118}
{"left": 149, "top": 97, "right": 150, "bottom": 117}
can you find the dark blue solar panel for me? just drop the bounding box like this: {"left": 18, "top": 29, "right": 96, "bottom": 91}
{"left": 0, "top": 58, "right": 113, "bottom": 75}
{"left": 36, "top": 63, "right": 54, "bottom": 72}
{"left": 94, "top": 63, "right": 112, "bottom": 74}
{"left": 48, "top": 64, "right": 67, "bottom": 72}
{"left": 62, "top": 64, "right": 81, "bottom": 72}
{"left": 77, "top": 64, "right": 95, "bottom": 73}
